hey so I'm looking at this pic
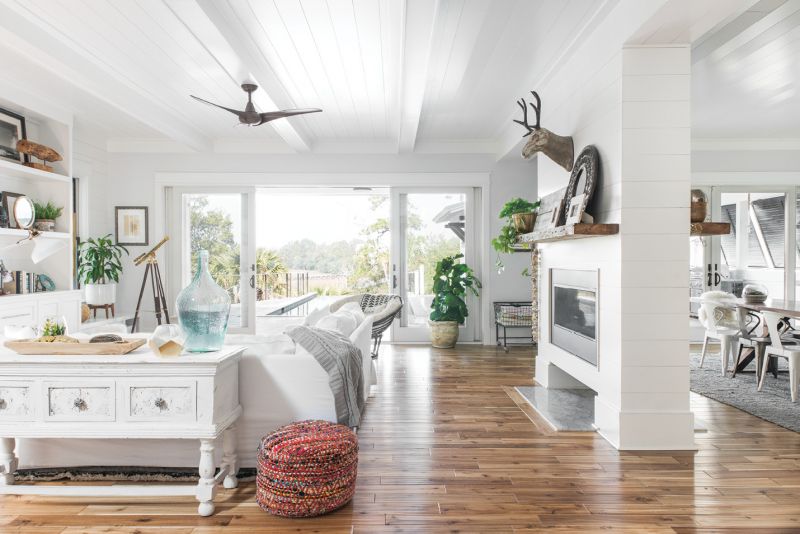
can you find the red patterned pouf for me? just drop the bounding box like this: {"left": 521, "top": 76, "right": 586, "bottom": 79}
{"left": 256, "top": 420, "right": 358, "bottom": 518}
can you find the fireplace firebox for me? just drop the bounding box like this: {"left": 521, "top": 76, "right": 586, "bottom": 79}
{"left": 550, "top": 269, "right": 598, "bottom": 366}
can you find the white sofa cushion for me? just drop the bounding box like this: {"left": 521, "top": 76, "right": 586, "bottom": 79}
{"left": 303, "top": 304, "right": 331, "bottom": 326}
{"left": 316, "top": 311, "right": 358, "bottom": 337}
{"left": 226, "top": 333, "right": 296, "bottom": 354}
{"left": 339, "top": 301, "right": 366, "bottom": 325}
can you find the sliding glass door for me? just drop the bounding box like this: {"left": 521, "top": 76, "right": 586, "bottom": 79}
{"left": 693, "top": 186, "right": 798, "bottom": 302}
{"left": 390, "top": 188, "right": 478, "bottom": 343}
{"left": 170, "top": 187, "right": 255, "bottom": 333}
{"left": 168, "top": 186, "right": 481, "bottom": 343}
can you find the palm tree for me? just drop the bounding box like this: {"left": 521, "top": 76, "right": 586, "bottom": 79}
{"left": 255, "top": 248, "right": 287, "bottom": 300}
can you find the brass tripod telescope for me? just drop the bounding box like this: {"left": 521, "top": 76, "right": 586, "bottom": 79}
{"left": 131, "top": 236, "right": 170, "bottom": 333}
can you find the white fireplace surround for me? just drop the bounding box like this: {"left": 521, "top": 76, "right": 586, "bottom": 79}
{"left": 533, "top": 43, "right": 695, "bottom": 451}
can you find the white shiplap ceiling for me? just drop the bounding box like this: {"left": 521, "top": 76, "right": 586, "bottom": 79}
{"left": 0, "top": 0, "right": 607, "bottom": 154}
{"left": 0, "top": 0, "right": 784, "bottom": 153}
{"left": 693, "top": 0, "right": 800, "bottom": 138}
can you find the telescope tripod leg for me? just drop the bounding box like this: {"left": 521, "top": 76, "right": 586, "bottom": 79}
{"left": 154, "top": 263, "right": 170, "bottom": 324}
{"left": 131, "top": 263, "right": 151, "bottom": 333}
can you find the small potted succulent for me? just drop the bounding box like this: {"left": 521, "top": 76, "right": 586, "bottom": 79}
{"left": 429, "top": 253, "right": 481, "bottom": 348}
{"left": 32, "top": 201, "right": 63, "bottom": 232}
{"left": 78, "top": 234, "right": 128, "bottom": 307}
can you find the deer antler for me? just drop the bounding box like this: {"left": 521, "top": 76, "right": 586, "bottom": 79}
{"left": 513, "top": 99, "right": 534, "bottom": 137}
{"left": 513, "top": 90, "right": 542, "bottom": 137}
{"left": 528, "top": 90, "right": 541, "bottom": 129}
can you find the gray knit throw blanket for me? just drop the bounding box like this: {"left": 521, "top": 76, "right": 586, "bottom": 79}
{"left": 285, "top": 325, "right": 365, "bottom": 427}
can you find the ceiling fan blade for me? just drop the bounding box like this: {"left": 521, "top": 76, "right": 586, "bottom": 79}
{"left": 257, "top": 108, "right": 322, "bottom": 125}
{"left": 190, "top": 95, "right": 245, "bottom": 117}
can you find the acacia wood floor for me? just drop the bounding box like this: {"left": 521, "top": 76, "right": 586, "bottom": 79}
{"left": 3, "top": 344, "right": 800, "bottom": 533}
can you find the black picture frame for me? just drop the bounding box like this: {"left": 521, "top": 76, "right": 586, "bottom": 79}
{"left": 0, "top": 107, "right": 28, "bottom": 165}
{"left": 115, "top": 206, "right": 149, "bottom": 246}
{"left": 558, "top": 145, "right": 599, "bottom": 226}
{"left": 2, "top": 191, "right": 25, "bottom": 229}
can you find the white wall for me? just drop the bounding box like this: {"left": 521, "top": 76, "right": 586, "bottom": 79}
{"left": 486, "top": 157, "right": 538, "bottom": 343}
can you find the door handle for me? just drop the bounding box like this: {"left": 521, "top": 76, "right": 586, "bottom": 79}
{"left": 249, "top": 274, "right": 255, "bottom": 288}
{"left": 714, "top": 272, "right": 721, "bottom": 286}
{"left": 392, "top": 274, "right": 397, "bottom": 290}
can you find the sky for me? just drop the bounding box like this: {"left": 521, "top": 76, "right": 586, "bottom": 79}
{"left": 193, "top": 189, "right": 465, "bottom": 249}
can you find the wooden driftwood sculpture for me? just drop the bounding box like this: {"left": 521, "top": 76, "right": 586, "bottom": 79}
{"left": 16, "top": 139, "right": 62, "bottom": 173}
{"left": 514, "top": 91, "right": 574, "bottom": 172}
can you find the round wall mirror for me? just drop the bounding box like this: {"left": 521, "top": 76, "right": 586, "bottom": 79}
{"left": 13, "top": 196, "right": 35, "bottom": 229}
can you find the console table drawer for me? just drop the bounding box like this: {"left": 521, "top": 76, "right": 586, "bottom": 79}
{"left": 0, "top": 382, "right": 33, "bottom": 420}
{"left": 45, "top": 383, "right": 115, "bottom": 421}
{"left": 127, "top": 382, "right": 197, "bottom": 421}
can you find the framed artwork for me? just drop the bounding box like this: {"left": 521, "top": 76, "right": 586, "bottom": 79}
{"left": 115, "top": 206, "right": 149, "bottom": 246}
{"left": 565, "top": 194, "right": 588, "bottom": 225}
{"left": 0, "top": 107, "right": 27, "bottom": 165}
{"left": 2, "top": 191, "right": 25, "bottom": 229}
{"left": 550, "top": 197, "right": 565, "bottom": 227}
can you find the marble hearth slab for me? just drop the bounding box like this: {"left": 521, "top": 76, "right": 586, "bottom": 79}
{"left": 515, "top": 386, "right": 596, "bottom": 431}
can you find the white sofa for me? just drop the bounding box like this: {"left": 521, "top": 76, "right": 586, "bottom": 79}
{"left": 17, "top": 307, "right": 376, "bottom": 469}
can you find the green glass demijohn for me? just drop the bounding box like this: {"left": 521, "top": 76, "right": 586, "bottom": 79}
{"left": 176, "top": 249, "right": 231, "bottom": 352}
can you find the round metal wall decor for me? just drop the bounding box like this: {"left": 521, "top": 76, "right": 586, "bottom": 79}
{"left": 559, "top": 145, "right": 599, "bottom": 225}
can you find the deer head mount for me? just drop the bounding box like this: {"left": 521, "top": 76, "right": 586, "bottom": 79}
{"left": 514, "top": 91, "right": 574, "bottom": 172}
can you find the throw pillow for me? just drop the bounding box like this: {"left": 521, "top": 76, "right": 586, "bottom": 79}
{"left": 316, "top": 311, "right": 358, "bottom": 337}
{"left": 303, "top": 305, "right": 331, "bottom": 327}
{"left": 340, "top": 301, "right": 366, "bottom": 325}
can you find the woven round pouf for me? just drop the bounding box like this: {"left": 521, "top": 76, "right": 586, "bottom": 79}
{"left": 256, "top": 420, "right": 358, "bottom": 518}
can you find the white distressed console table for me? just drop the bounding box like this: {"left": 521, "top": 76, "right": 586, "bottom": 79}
{"left": 0, "top": 343, "right": 244, "bottom": 516}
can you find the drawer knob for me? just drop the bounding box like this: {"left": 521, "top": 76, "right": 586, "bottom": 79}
{"left": 0, "top": 398, "right": 5, "bottom": 410}
{"left": 154, "top": 398, "right": 168, "bottom": 411}
{"left": 73, "top": 398, "right": 87, "bottom": 411}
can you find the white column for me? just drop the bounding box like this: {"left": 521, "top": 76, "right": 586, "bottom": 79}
{"left": 597, "top": 45, "right": 694, "bottom": 450}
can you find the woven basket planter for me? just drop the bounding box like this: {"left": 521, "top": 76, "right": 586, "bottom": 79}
{"left": 256, "top": 420, "right": 358, "bottom": 518}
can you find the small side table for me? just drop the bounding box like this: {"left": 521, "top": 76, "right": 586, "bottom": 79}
{"left": 88, "top": 303, "right": 115, "bottom": 319}
{"left": 0, "top": 344, "right": 244, "bottom": 516}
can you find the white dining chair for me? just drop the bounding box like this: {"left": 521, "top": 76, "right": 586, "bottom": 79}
{"left": 759, "top": 311, "right": 800, "bottom": 402}
{"left": 732, "top": 307, "right": 771, "bottom": 383}
{"left": 698, "top": 299, "right": 741, "bottom": 376}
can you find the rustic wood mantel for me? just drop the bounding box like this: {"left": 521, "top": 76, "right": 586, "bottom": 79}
{"left": 690, "top": 222, "right": 731, "bottom": 236}
{"left": 516, "top": 223, "right": 619, "bottom": 245}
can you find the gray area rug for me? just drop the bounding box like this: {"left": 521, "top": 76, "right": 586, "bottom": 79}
{"left": 690, "top": 350, "right": 799, "bottom": 432}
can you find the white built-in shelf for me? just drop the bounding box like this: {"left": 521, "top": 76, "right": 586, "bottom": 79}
{"left": 0, "top": 289, "right": 80, "bottom": 302}
{"left": 0, "top": 159, "right": 70, "bottom": 183}
{"left": 0, "top": 229, "right": 70, "bottom": 240}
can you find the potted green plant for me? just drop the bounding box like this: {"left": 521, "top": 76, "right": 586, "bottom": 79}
{"left": 491, "top": 198, "right": 540, "bottom": 272}
{"left": 78, "top": 234, "right": 128, "bottom": 307}
{"left": 429, "top": 253, "right": 481, "bottom": 348}
{"left": 32, "top": 201, "right": 63, "bottom": 232}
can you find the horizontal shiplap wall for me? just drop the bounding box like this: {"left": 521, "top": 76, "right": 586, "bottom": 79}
{"left": 617, "top": 45, "right": 693, "bottom": 450}
{"left": 535, "top": 48, "right": 624, "bottom": 408}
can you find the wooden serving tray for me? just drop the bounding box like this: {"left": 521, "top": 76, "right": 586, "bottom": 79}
{"left": 4, "top": 338, "right": 146, "bottom": 355}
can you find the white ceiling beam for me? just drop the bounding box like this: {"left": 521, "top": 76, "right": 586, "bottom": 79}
{"left": 0, "top": 0, "right": 212, "bottom": 152}
{"left": 187, "top": 0, "right": 315, "bottom": 153}
{"left": 397, "top": 0, "right": 439, "bottom": 153}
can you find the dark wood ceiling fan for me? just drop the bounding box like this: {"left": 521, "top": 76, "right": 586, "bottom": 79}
{"left": 190, "top": 83, "right": 321, "bottom": 126}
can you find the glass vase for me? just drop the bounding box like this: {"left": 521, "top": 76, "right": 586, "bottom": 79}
{"left": 176, "top": 250, "right": 231, "bottom": 352}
